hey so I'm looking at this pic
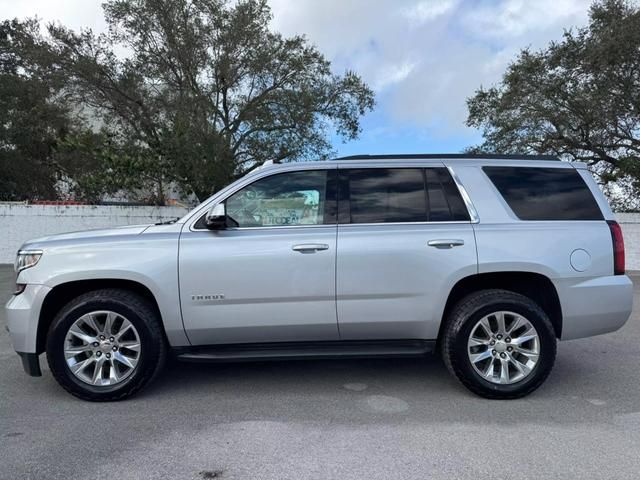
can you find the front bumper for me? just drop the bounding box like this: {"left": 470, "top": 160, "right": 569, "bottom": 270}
{"left": 5, "top": 283, "right": 51, "bottom": 354}
{"left": 6, "top": 284, "right": 50, "bottom": 377}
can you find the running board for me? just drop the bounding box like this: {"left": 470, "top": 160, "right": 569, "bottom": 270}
{"left": 174, "top": 340, "right": 435, "bottom": 363}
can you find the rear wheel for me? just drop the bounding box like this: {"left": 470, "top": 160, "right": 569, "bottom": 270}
{"left": 441, "top": 289, "right": 556, "bottom": 399}
{"left": 46, "top": 289, "right": 166, "bottom": 401}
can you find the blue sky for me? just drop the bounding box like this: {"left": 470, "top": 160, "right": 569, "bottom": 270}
{"left": 2, "top": 0, "right": 593, "bottom": 157}
{"left": 269, "top": 0, "right": 592, "bottom": 157}
{"left": 329, "top": 98, "right": 483, "bottom": 157}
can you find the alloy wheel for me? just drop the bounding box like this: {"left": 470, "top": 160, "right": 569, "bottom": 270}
{"left": 63, "top": 310, "right": 141, "bottom": 386}
{"left": 467, "top": 310, "right": 540, "bottom": 385}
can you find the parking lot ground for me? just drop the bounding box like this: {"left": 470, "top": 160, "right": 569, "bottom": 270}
{"left": 2, "top": 264, "right": 640, "bottom": 479}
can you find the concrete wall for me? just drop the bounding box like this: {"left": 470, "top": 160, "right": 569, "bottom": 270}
{"left": 1, "top": 204, "right": 189, "bottom": 263}
{"left": 616, "top": 213, "right": 640, "bottom": 271}
{"left": 2, "top": 204, "right": 640, "bottom": 270}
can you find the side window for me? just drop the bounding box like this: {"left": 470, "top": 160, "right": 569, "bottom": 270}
{"left": 345, "top": 168, "right": 427, "bottom": 223}
{"left": 425, "top": 168, "right": 450, "bottom": 221}
{"left": 483, "top": 166, "right": 603, "bottom": 221}
{"left": 341, "top": 167, "right": 470, "bottom": 224}
{"left": 225, "top": 170, "right": 330, "bottom": 227}
{"left": 426, "top": 168, "right": 471, "bottom": 221}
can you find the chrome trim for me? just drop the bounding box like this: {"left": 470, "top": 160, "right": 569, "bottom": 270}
{"left": 17, "top": 249, "right": 44, "bottom": 255}
{"left": 292, "top": 243, "right": 330, "bottom": 252}
{"left": 338, "top": 221, "right": 472, "bottom": 227}
{"left": 428, "top": 239, "right": 465, "bottom": 248}
{"left": 191, "top": 220, "right": 334, "bottom": 232}
{"left": 225, "top": 224, "right": 333, "bottom": 231}
{"left": 447, "top": 166, "right": 480, "bottom": 224}
{"left": 192, "top": 220, "right": 473, "bottom": 232}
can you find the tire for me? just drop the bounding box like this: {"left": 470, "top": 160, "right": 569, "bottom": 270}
{"left": 46, "top": 289, "right": 166, "bottom": 401}
{"left": 441, "top": 289, "right": 556, "bottom": 399}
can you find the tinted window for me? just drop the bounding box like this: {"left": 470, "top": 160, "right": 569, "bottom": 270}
{"left": 346, "top": 169, "right": 426, "bottom": 223}
{"left": 225, "top": 170, "right": 330, "bottom": 227}
{"left": 425, "top": 168, "right": 470, "bottom": 222}
{"left": 483, "top": 167, "right": 603, "bottom": 221}
{"left": 425, "top": 168, "right": 449, "bottom": 221}
{"left": 342, "top": 167, "right": 470, "bottom": 224}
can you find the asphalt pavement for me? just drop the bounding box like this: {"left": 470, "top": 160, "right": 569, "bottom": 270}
{"left": 2, "top": 264, "right": 640, "bottom": 479}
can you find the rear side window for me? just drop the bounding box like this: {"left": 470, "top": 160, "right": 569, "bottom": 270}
{"left": 483, "top": 166, "right": 603, "bottom": 221}
{"left": 340, "top": 168, "right": 470, "bottom": 224}
{"left": 425, "top": 168, "right": 470, "bottom": 221}
{"left": 346, "top": 168, "right": 426, "bottom": 223}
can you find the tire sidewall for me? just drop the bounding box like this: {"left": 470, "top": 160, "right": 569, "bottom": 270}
{"left": 47, "top": 295, "right": 161, "bottom": 398}
{"left": 450, "top": 297, "right": 556, "bottom": 396}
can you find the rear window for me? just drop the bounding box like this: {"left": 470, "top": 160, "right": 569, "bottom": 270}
{"left": 483, "top": 166, "right": 603, "bottom": 221}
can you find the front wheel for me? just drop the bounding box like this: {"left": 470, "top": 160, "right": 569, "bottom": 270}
{"left": 441, "top": 289, "right": 557, "bottom": 399}
{"left": 46, "top": 289, "right": 166, "bottom": 401}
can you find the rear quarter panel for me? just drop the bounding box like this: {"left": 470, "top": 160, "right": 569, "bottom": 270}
{"left": 450, "top": 161, "right": 632, "bottom": 340}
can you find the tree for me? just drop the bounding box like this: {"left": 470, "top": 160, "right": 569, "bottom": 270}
{"left": 0, "top": 20, "right": 121, "bottom": 203}
{"left": 466, "top": 0, "right": 640, "bottom": 209}
{"left": 0, "top": 20, "right": 73, "bottom": 201}
{"left": 39, "top": 0, "right": 374, "bottom": 202}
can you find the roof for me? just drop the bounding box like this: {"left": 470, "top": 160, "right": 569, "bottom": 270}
{"left": 332, "top": 154, "right": 559, "bottom": 161}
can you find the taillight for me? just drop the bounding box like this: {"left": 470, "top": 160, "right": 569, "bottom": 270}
{"left": 607, "top": 220, "right": 625, "bottom": 275}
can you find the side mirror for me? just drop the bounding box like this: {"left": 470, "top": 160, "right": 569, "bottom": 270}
{"left": 205, "top": 203, "right": 227, "bottom": 230}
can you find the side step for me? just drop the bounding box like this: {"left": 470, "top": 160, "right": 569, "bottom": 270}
{"left": 174, "top": 340, "right": 435, "bottom": 363}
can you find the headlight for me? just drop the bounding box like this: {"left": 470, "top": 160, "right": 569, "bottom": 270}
{"left": 14, "top": 250, "right": 43, "bottom": 273}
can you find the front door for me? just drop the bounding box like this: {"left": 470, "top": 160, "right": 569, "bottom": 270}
{"left": 179, "top": 167, "right": 339, "bottom": 345}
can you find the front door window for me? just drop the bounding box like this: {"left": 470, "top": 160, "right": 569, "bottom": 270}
{"left": 226, "top": 170, "right": 328, "bottom": 227}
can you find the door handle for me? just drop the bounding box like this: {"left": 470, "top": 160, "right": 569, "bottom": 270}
{"left": 428, "top": 239, "right": 465, "bottom": 249}
{"left": 292, "top": 243, "right": 330, "bottom": 253}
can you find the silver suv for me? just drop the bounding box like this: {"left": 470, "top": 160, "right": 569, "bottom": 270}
{"left": 6, "top": 154, "right": 633, "bottom": 401}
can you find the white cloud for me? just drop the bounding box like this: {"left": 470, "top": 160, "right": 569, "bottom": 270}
{"left": 401, "top": 0, "right": 458, "bottom": 26}
{"left": 373, "top": 60, "right": 417, "bottom": 91}
{"left": 462, "top": 0, "right": 590, "bottom": 38}
{"left": 1, "top": 0, "right": 593, "bottom": 140}
{"left": 0, "top": 0, "right": 106, "bottom": 32}
{"left": 270, "top": 0, "right": 591, "bottom": 135}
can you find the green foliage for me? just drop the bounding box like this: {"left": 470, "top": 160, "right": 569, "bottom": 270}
{"left": 0, "top": 19, "right": 72, "bottom": 201}
{"left": 34, "top": 0, "right": 374, "bottom": 202}
{"left": 54, "top": 131, "right": 165, "bottom": 203}
{"left": 466, "top": 0, "right": 640, "bottom": 209}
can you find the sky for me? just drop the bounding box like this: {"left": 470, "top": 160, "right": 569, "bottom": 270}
{"left": 1, "top": 0, "right": 593, "bottom": 157}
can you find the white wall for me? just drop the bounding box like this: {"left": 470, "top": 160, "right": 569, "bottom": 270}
{"left": 0, "top": 204, "right": 189, "bottom": 263}
{"left": 2, "top": 205, "right": 640, "bottom": 270}
{"left": 615, "top": 213, "right": 640, "bottom": 271}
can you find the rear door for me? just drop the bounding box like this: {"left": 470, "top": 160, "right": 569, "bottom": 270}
{"left": 336, "top": 164, "right": 478, "bottom": 340}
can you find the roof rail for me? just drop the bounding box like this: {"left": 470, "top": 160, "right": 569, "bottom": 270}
{"left": 333, "top": 153, "right": 560, "bottom": 161}
{"left": 262, "top": 159, "right": 281, "bottom": 166}
{"left": 248, "top": 158, "right": 282, "bottom": 174}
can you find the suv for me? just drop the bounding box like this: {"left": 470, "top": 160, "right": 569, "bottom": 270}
{"left": 6, "top": 154, "right": 633, "bottom": 401}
